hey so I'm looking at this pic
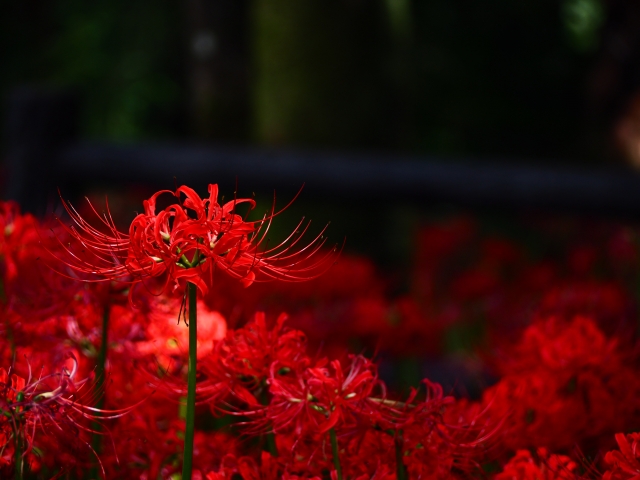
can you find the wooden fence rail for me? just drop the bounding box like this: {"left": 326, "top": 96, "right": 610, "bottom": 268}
{"left": 6, "top": 87, "right": 640, "bottom": 218}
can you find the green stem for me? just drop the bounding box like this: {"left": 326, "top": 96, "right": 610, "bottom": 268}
{"left": 265, "top": 429, "right": 278, "bottom": 458}
{"left": 258, "top": 388, "right": 278, "bottom": 457}
{"left": 395, "top": 430, "right": 407, "bottom": 480}
{"left": 14, "top": 426, "right": 23, "bottom": 480}
{"left": 182, "top": 282, "right": 198, "bottom": 480}
{"left": 88, "top": 302, "right": 110, "bottom": 480}
{"left": 13, "top": 391, "right": 26, "bottom": 480}
{"left": 329, "top": 428, "right": 342, "bottom": 480}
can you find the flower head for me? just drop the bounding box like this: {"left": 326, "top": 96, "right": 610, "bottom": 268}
{"left": 0, "top": 355, "right": 137, "bottom": 476}
{"left": 57, "top": 184, "right": 338, "bottom": 296}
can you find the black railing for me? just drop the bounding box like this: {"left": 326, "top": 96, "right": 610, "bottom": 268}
{"left": 6, "top": 87, "right": 640, "bottom": 218}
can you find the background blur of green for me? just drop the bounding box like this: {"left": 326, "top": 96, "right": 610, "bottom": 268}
{"left": 1, "top": 0, "right": 625, "bottom": 163}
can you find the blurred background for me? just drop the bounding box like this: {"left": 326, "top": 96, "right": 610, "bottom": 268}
{"left": 5, "top": 0, "right": 640, "bottom": 158}
{"left": 4, "top": 0, "right": 640, "bottom": 395}
{"left": 4, "top": 0, "right": 640, "bottom": 263}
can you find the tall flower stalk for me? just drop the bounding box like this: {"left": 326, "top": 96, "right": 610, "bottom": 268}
{"left": 182, "top": 282, "right": 198, "bottom": 479}
{"left": 56, "top": 184, "right": 337, "bottom": 479}
{"left": 329, "top": 427, "right": 343, "bottom": 480}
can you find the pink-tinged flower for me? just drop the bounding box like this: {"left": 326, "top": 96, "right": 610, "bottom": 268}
{"left": 136, "top": 296, "right": 227, "bottom": 362}
{"left": 57, "top": 184, "right": 338, "bottom": 295}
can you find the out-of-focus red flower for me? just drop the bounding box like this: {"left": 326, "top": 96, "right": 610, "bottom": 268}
{"left": 136, "top": 296, "right": 227, "bottom": 363}
{"left": 603, "top": 433, "right": 640, "bottom": 480}
{"left": 0, "top": 201, "right": 81, "bottom": 319}
{"left": 0, "top": 201, "right": 38, "bottom": 285}
{"left": 503, "top": 315, "right": 616, "bottom": 373}
{"left": 536, "top": 282, "right": 633, "bottom": 334}
{"left": 568, "top": 245, "right": 599, "bottom": 276}
{"left": 203, "top": 452, "right": 329, "bottom": 480}
{"left": 389, "top": 381, "right": 498, "bottom": 478}
{"left": 496, "top": 448, "right": 577, "bottom": 480}
{"left": 482, "top": 315, "right": 640, "bottom": 451}
{"left": 0, "top": 354, "right": 136, "bottom": 477}
{"left": 58, "top": 184, "right": 337, "bottom": 295}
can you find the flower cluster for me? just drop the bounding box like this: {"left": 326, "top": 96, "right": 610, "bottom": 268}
{"left": 1, "top": 195, "right": 640, "bottom": 478}
{"left": 478, "top": 314, "right": 640, "bottom": 452}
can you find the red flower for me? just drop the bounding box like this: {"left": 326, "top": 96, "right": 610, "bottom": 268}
{"left": 198, "top": 311, "right": 310, "bottom": 406}
{"left": 0, "top": 354, "right": 137, "bottom": 476}
{"left": 262, "top": 355, "right": 382, "bottom": 436}
{"left": 496, "top": 448, "right": 577, "bottom": 480}
{"left": 603, "top": 433, "right": 640, "bottom": 480}
{"left": 481, "top": 315, "right": 640, "bottom": 451}
{"left": 58, "top": 184, "right": 337, "bottom": 295}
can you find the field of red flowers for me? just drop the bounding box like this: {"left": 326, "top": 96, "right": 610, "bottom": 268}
{"left": 2, "top": 188, "right": 640, "bottom": 479}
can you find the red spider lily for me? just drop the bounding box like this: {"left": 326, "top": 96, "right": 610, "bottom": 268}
{"left": 135, "top": 295, "right": 227, "bottom": 363}
{"left": 0, "top": 201, "right": 81, "bottom": 321}
{"left": 56, "top": 184, "right": 338, "bottom": 296}
{"left": 603, "top": 433, "right": 640, "bottom": 480}
{"left": 197, "top": 312, "right": 310, "bottom": 406}
{"left": 481, "top": 315, "right": 640, "bottom": 452}
{"left": 203, "top": 451, "right": 345, "bottom": 480}
{"left": 147, "top": 311, "right": 310, "bottom": 408}
{"left": 204, "top": 453, "right": 279, "bottom": 480}
{"left": 372, "top": 379, "right": 455, "bottom": 432}
{"left": 0, "top": 355, "right": 139, "bottom": 477}
{"left": 0, "top": 201, "right": 39, "bottom": 286}
{"left": 101, "top": 399, "right": 238, "bottom": 479}
{"left": 379, "top": 381, "right": 498, "bottom": 478}
{"left": 252, "top": 355, "right": 383, "bottom": 437}
{"left": 496, "top": 448, "right": 578, "bottom": 480}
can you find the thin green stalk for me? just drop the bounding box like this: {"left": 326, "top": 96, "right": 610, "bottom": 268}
{"left": 13, "top": 390, "right": 25, "bottom": 480}
{"left": 265, "top": 428, "right": 278, "bottom": 458}
{"left": 182, "top": 282, "right": 198, "bottom": 480}
{"left": 329, "top": 428, "right": 342, "bottom": 480}
{"left": 395, "top": 430, "right": 407, "bottom": 480}
{"left": 88, "top": 302, "right": 110, "bottom": 480}
{"left": 14, "top": 426, "right": 23, "bottom": 480}
{"left": 259, "top": 387, "right": 278, "bottom": 457}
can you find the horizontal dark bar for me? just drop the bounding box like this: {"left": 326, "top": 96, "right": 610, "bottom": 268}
{"left": 57, "top": 141, "right": 640, "bottom": 216}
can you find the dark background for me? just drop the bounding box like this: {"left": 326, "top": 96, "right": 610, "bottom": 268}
{"left": 3, "top": 0, "right": 640, "bottom": 265}
{"left": 5, "top": 0, "right": 637, "bottom": 160}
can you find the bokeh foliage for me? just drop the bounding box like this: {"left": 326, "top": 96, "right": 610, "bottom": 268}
{"left": 2, "top": 0, "right": 186, "bottom": 142}
{"left": 2, "top": 0, "right": 605, "bottom": 160}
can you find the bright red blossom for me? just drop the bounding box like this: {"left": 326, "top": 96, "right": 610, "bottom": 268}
{"left": 261, "top": 355, "right": 382, "bottom": 436}
{"left": 59, "top": 184, "right": 336, "bottom": 295}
